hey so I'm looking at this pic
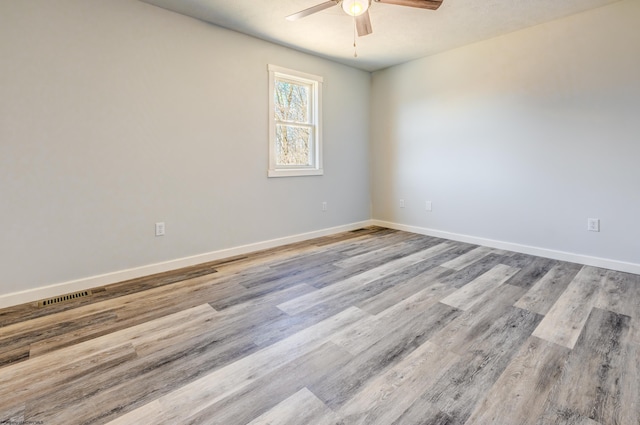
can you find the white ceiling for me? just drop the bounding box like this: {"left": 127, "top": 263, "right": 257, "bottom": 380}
{"left": 140, "top": 0, "right": 621, "bottom": 72}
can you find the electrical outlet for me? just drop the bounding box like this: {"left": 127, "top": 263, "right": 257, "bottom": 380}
{"left": 400, "top": 199, "right": 405, "bottom": 208}
{"left": 322, "top": 201, "right": 327, "bottom": 212}
{"left": 587, "top": 218, "right": 600, "bottom": 232}
{"left": 155, "top": 222, "right": 166, "bottom": 236}
{"left": 425, "top": 201, "right": 432, "bottom": 212}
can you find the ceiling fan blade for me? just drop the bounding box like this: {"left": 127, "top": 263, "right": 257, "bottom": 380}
{"left": 286, "top": 1, "right": 338, "bottom": 21}
{"left": 355, "top": 11, "right": 373, "bottom": 37}
{"left": 374, "top": 0, "right": 443, "bottom": 10}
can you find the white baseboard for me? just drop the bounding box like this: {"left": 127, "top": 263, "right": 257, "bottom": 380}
{"left": 0, "top": 220, "right": 374, "bottom": 309}
{"left": 5, "top": 219, "right": 637, "bottom": 309}
{"left": 372, "top": 220, "right": 640, "bottom": 276}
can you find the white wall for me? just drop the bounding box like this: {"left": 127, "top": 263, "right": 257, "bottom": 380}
{"left": 0, "top": 0, "right": 371, "bottom": 299}
{"left": 371, "top": 0, "right": 640, "bottom": 266}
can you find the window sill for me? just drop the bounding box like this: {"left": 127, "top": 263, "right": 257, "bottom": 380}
{"left": 268, "top": 168, "right": 324, "bottom": 178}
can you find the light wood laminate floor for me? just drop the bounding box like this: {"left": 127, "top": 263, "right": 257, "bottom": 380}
{"left": 0, "top": 227, "right": 638, "bottom": 424}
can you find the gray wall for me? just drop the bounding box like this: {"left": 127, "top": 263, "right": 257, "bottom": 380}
{"left": 0, "top": 0, "right": 371, "bottom": 296}
{"left": 371, "top": 0, "right": 640, "bottom": 265}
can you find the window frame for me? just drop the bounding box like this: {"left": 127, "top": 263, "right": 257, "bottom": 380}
{"left": 268, "top": 64, "right": 323, "bottom": 178}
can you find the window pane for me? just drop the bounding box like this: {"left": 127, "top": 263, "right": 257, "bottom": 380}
{"left": 276, "top": 124, "right": 312, "bottom": 166}
{"left": 268, "top": 65, "right": 323, "bottom": 177}
{"left": 274, "top": 80, "right": 309, "bottom": 123}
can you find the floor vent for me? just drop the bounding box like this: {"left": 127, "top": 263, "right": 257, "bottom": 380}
{"left": 39, "top": 290, "right": 92, "bottom": 308}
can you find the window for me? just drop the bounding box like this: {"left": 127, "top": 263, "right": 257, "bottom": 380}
{"left": 268, "top": 65, "right": 323, "bottom": 177}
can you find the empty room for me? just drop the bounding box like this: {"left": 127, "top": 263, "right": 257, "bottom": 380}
{"left": 1, "top": 0, "right": 639, "bottom": 424}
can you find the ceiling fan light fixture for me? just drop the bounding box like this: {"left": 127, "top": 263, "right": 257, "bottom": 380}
{"left": 341, "top": 0, "right": 369, "bottom": 17}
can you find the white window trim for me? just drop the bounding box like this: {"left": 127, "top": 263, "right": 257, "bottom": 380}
{"left": 268, "top": 64, "right": 323, "bottom": 178}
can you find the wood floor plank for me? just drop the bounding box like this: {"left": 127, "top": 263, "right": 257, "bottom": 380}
{"left": 595, "top": 269, "right": 640, "bottom": 346}
{"left": 23, "top": 334, "right": 259, "bottom": 423}
{"left": 257, "top": 250, "right": 345, "bottom": 279}
{"left": 0, "top": 404, "right": 24, "bottom": 424}
{"left": 183, "top": 342, "right": 352, "bottom": 425}
{"left": 351, "top": 243, "right": 480, "bottom": 315}
{"left": 1, "top": 343, "right": 137, "bottom": 417}
{"left": 356, "top": 266, "right": 452, "bottom": 315}
{"left": 537, "top": 308, "right": 632, "bottom": 425}
{"left": 212, "top": 227, "right": 383, "bottom": 275}
{"left": 209, "top": 270, "right": 331, "bottom": 310}
{"left": 317, "top": 228, "right": 399, "bottom": 255}
{"left": 105, "top": 306, "right": 368, "bottom": 425}
{"left": 103, "top": 273, "right": 233, "bottom": 321}
{"left": 300, "top": 263, "right": 380, "bottom": 290}
{"left": 276, "top": 242, "right": 452, "bottom": 316}
{"left": 440, "top": 246, "right": 493, "bottom": 271}
{"left": 101, "top": 400, "right": 167, "bottom": 425}
{"left": 249, "top": 308, "right": 335, "bottom": 349}
{"left": 464, "top": 336, "right": 571, "bottom": 425}
{"left": 0, "top": 272, "right": 231, "bottom": 365}
{"left": 211, "top": 233, "right": 343, "bottom": 275}
{"left": 440, "top": 264, "right": 519, "bottom": 311}
{"left": 437, "top": 252, "right": 507, "bottom": 289}
{"left": 246, "top": 388, "right": 340, "bottom": 425}
{"left": 619, "top": 341, "right": 640, "bottom": 425}
{"left": 0, "top": 309, "right": 117, "bottom": 364}
{"left": 502, "top": 255, "right": 559, "bottom": 289}
{"left": 211, "top": 282, "right": 317, "bottom": 318}
{"left": 27, "top": 311, "right": 120, "bottom": 357}
{"left": 0, "top": 345, "right": 29, "bottom": 369}
{"left": 514, "top": 262, "right": 583, "bottom": 315}
{"left": 596, "top": 269, "right": 640, "bottom": 318}
{"left": 303, "top": 238, "right": 453, "bottom": 292}
{"left": 338, "top": 341, "right": 460, "bottom": 425}
{"left": 21, "top": 307, "right": 244, "bottom": 425}
{"left": 283, "top": 256, "right": 456, "bottom": 326}
{"left": 429, "top": 283, "right": 526, "bottom": 355}
{"left": 536, "top": 410, "right": 602, "bottom": 425}
{"left": 333, "top": 237, "right": 421, "bottom": 268}
{"left": 333, "top": 230, "right": 424, "bottom": 257}
{"left": 308, "top": 302, "right": 461, "bottom": 410}
{"left": 532, "top": 266, "right": 607, "bottom": 349}
{"left": 331, "top": 281, "right": 457, "bottom": 355}
{"left": 391, "top": 401, "right": 455, "bottom": 425}
{"left": 334, "top": 234, "right": 441, "bottom": 270}
{"left": 0, "top": 263, "right": 220, "bottom": 328}
{"left": 400, "top": 306, "right": 542, "bottom": 424}
{"left": 0, "top": 304, "right": 217, "bottom": 403}
{"left": 420, "top": 241, "right": 478, "bottom": 265}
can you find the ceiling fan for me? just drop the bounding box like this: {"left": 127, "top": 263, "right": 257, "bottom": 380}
{"left": 286, "top": 0, "right": 443, "bottom": 37}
